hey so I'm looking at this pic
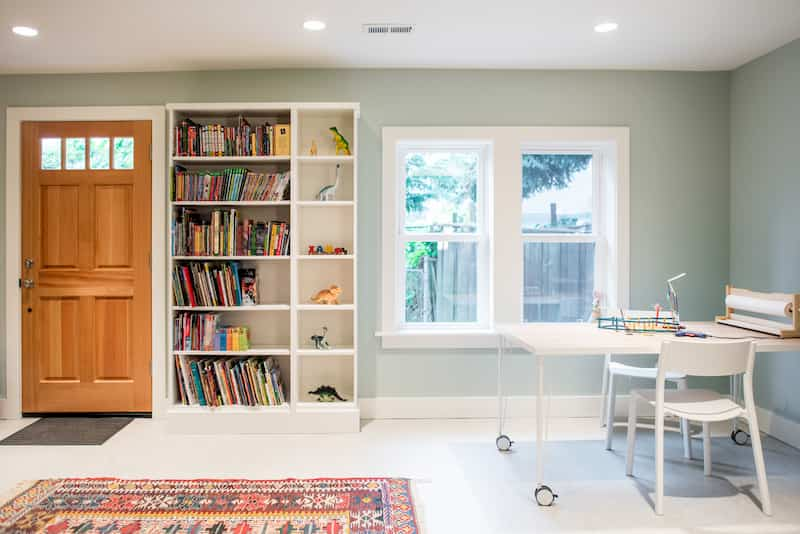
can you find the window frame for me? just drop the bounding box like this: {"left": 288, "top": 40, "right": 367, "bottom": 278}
{"left": 379, "top": 127, "right": 629, "bottom": 349}
{"left": 394, "top": 142, "right": 493, "bottom": 331}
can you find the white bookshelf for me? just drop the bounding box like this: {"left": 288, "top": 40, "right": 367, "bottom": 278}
{"left": 166, "top": 102, "right": 359, "bottom": 434}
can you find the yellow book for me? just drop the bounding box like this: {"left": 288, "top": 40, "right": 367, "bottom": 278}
{"left": 275, "top": 124, "right": 290, "bottom": 156}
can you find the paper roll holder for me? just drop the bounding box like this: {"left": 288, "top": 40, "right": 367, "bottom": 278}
{"left": 716, "top": 285, "right": 800, "bottom": 338}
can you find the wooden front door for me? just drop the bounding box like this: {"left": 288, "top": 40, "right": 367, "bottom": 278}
{"left": 21, "top": 121, "right": 152, "bottom": 413}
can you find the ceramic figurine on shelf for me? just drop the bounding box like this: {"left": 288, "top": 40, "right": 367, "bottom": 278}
{"left": 323, "top": 244, "right": 334, "bottom": 254}
{"left": 316, "top": 245, "right": 324, "bottom": 254}
{"left": 310, "top": 285, "right": 341, "bottom": 305}
{"left": 307, "top": 245, "right": 317, "bottom": 255}
{"left": 309, "top": 140, "right": 318, "bottom": 156}
{"left": 334, "top": 247, "right": 348, "bottom": 255}
{"left": 329, "top": 127, "right": 351, "bottom": 155}
{"left": 316, "top": 163, "right": 341, "bottom": 201}
{"left": 308, "top": 385, "right": 347, "bottom": 402}
{"left": 310, "top": 326, "right": 331, "bottom": 350}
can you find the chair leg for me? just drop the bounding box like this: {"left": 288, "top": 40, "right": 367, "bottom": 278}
{"left": 676, "top": 378, "right": 692, "bottom": 460}
{"left": 605, "top": 373, "right": 617, "bottom": 450}
{"left": 626, "top": 393, "right": 638, "bottom": 476}
{"left": 655, "top": 408, "right": 665, "bottom": 515}
{"left": 600, "top": 354, "right": 611, "bottom": 427}
{"left": 703, "top": 422, "right": 711, "bottom": 476}
{"left": 748, "top": 415, "right": 772, "bottom": 515}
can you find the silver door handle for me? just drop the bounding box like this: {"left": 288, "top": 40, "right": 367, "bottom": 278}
{"left": 22, "top": 279, "right": 35, "bottom": 288}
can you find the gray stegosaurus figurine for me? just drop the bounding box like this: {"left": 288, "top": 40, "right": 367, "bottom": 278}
{"left": 308, "top": 385, "right": 347, "bottom": 402}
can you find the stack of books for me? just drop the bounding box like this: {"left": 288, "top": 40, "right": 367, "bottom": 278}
{"left": 172, "top": 208, "right": 290, "bottom": 257}
{"left": 173, "top": 313, "right": 251, "bottom": 352}
{"left": 172, "top": 167, "right": 290, "bottom": 202}
{"left": 173, "top": 117, "right": 289, "bottom": 157}
{"left": 175, "top": 355, "right": 286, "bottom": 407}
{"left": 172, "top": 262, "right": 257, "bottom": 307}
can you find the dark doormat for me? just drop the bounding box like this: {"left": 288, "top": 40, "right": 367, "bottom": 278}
{"left": 0, "top": 417, "right": 134, "bottom": 446}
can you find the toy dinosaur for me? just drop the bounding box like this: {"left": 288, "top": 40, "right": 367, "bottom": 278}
{"left": 329, "top": 127, "right": 351, "bottom": 155}
{"left": 310, "top": 326, "right": 331, "bottom": 350}
{"left": 316, "top": 163, "right": 341, "bottom": 201}
{"left": 310, "top": 285, "right": 341, "bottom": 305}
{"left": 308, "top": 385, "right": 347, "bottom": 402}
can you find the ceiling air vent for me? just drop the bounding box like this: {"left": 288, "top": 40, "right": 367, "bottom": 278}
{"left": 363, "top": 24, "right": 415, "bottom": 35}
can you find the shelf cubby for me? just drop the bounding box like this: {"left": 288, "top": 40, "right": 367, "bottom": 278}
{"left": 298, "top": 354, "right": 355, "bottom": 405}
{"left": 298, "top": 258, "right": 354, "bottom": 306}
{"left": 297, "top": 204, "right": 354, "bottom": 256}
{"left": 298, "top": 309, "right": 354, "bottom": 351}
{"left": 296, "top": 109, "right": 356, "bottom": 158}
{"left": 297, "top": 159, "right": 353, "bottom": 202}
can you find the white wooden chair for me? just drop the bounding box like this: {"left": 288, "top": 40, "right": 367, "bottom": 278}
{"left": 625, "top": 339, "right": 771, "bottom": 516}
{"left": 602, "top": 357, "right": 692, "bottom": 459}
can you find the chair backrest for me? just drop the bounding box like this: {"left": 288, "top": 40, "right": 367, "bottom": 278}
{"left": 657, "top": 338, "right": 755, "bottom": 378}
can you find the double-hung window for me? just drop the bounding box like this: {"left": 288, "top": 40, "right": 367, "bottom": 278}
{"left": 394, "top": 143, "right": 491, "bottom": 329}
{"left": 380, "top": 127, "right": 628, "bottom": 348}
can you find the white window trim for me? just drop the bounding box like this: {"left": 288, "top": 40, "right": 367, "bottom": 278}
{"left": 378, "top": 127, "right": 629, "bottom": 350}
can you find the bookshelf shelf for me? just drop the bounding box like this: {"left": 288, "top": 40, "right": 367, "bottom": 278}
{"left": 173, "top": 156, "right": 290, "bottom": 163}
{"left": 167, "top": 102, "right": 359, "bottom": 434}
{"left": 295, "top": 201, "right": 354, "bottom": 207}
{"left": 173, "top": 305, "right": 290, "bottom": 312}
{"left": 172, "top": 255, "right": 290, "bottom": 261}
{"left": 296, "top": 304, "right": 355, "bottom": 311}
{"left": 172, "top": 201, "right": 291, "bottom": 207}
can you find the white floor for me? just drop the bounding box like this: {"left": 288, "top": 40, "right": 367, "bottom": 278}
{"left": 1, "top": 416, "right": 799, "bottom": 533}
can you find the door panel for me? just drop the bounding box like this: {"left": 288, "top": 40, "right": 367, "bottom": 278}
{"left": 22, "top": 120, "right": 152, "bottom": 413}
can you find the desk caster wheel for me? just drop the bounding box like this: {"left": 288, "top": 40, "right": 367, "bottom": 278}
{"left": 496, "top": 434, "right": 513, "bottom": 452}
{"left": 534, "top": 485, "right": 557, "bottom": 506}
{"left": 731, "top": 429, "right": 749, "bottom": 446}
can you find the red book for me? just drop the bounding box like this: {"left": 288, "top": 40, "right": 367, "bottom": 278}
{"left": 181, "top": 266, "right": 197, "bottom": 307}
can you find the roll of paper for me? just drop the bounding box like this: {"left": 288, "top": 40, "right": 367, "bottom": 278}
{"left": 725, "top": 294, "right": 792, "bottom": 318}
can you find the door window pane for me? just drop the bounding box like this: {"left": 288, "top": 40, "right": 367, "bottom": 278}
{"left": 113, "top": 137, "right": 134, "bottom": 169}
{"left": 405, "top": 241, "right": 477, "bottom": 323}
{"left": 523, "top": 242, "right": 595, "bottom": 322}
{"left": 65, "top": 138, "right": 86, "bottom": 169}
{"left": 404, "top": 151, "right": 479, "bottom": 234}
{"left": 41, "top": 138, "right": 61, "bottom": 169}
{"left": 89, "top": 137, "right": 110, "bottom": 169}
{"left": 522, "top": 154, "right": 593, "bottom": 234}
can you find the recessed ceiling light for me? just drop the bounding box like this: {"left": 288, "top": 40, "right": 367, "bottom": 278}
{"left": 303, "top": 20, "right": 326, "bottom": 31}
{"left": 594, "top": 22, "right": 618, "bottom": 33}
{"left": 12, "top": 25, "right": 38, "bottom": 37}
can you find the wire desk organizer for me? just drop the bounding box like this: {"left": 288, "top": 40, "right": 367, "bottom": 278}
{"left": 597, "top": 315, "right": 680, "bottom": 333}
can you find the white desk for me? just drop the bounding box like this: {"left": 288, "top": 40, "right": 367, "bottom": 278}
{"left": 495, "top": 321, "right": 800, "bottom": 506}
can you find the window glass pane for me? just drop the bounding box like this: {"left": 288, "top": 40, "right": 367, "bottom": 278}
{"left": 522, "top": 154, "right": 593, "bottom": 234}
{"left": 65, "top": 138, "right": 86, "bottom": 169}
{"left": 405, "top": 241, "right": 477, "bottom": 323}
{"left": 113, "top": 137, "right": 134, "bottom": 169}
{"left": 89, "top": 137, "right": 110, "bottom": 169}
{"left": 523, "top": 242, "right": 595, "bottom": 322}
{"left": 404, "top": 151, "right": 478, "bottom": 233}
{"left": 41, "top": 138, "right": 61, "bottom": 169}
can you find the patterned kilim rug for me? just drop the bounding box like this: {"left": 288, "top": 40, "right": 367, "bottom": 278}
{"left": 0, "top": 478, "right": 421, "bottom": 533}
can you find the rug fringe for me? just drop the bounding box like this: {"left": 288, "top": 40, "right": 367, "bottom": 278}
{"left": 0, "top": 480, "right": 37, "bottom": 507}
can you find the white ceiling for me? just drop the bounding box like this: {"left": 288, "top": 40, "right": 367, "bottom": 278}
{"left": 1, "top": 0, "right": 800, "bottom": 74}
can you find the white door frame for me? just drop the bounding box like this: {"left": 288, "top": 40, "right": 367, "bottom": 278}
{"left": 2, "top": 106, "right": 167, "bottom": 419}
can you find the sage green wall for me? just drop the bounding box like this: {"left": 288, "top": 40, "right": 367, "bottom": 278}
{"left": 0, "top": 69, "right": 731, "bottom": 399}
{"left": 731, "top": 39, "right": 800, "bottom": 423}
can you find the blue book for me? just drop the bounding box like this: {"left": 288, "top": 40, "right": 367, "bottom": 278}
{"left": 190, "top": 361, "right": 207, "bottom": 406}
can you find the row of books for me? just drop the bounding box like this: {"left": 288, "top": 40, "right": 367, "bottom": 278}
{"left": 173, "top": 117, "right": 290, "bottom": 157}
{"left": 172, "top": 167, "right": 290, "bottom": 202}
{"left": 172, "top": 262, "right": 258, "bottom": 307}
{"left": 175, "top": 355, "right": 286, "bottom": 407}
{"left": 173, "top": 312, "right": 250, "bottom": 351}
{"left": 172, "top": 208, "right": 290, "bottom": 257}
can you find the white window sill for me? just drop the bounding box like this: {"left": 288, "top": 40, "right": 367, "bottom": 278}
{"left": 375, "top": 329, "right": 498, "bottom": 350}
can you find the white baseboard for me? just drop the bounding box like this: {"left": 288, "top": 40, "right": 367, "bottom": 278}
{"left": 359, "top": 395, "right": 627, "bottom": 420}
{"left": 756, "top": 407, "right": 800, "bottom": 449}
{"left": 359, "top": 396, "right": 800, "bottom": 448}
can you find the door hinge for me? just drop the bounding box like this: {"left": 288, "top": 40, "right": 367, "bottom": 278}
{"left": 149, "top": 143, "right": 152, "bottom": 161}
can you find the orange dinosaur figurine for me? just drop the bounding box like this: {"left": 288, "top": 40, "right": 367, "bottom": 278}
{"left": 310, "top": 285, "right": 342, "bottom": 305}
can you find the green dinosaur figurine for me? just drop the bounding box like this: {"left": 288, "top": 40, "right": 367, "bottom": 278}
{"left": 329, "top": 127, "right": 351, "bottom": 155}
{"left": 308, "top": 385, "right": 347, "bottom": 402}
